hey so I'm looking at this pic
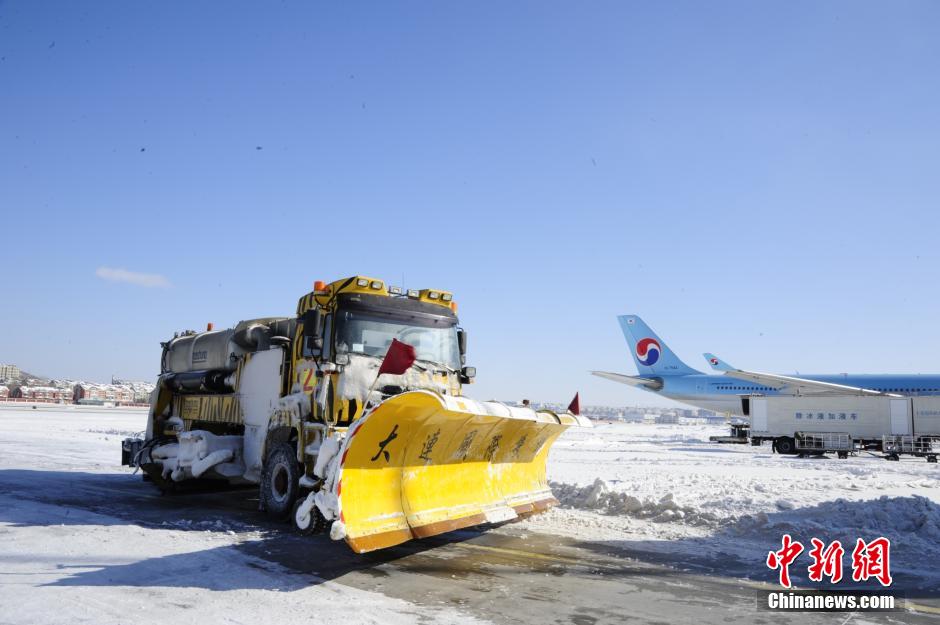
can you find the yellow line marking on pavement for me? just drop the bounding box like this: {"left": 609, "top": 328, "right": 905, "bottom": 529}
{"left": 456, "top": 542, "right": 618, "bottom": 569}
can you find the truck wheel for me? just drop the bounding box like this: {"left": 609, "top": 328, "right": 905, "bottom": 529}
{"left": 261, "top": 443, "right": 301, "bottom": 519}
{"left": 775, "top": 437, "right": 796, "bottom": 455}
{"left": 292, "top": 498, "right": 328, "bottom": 535}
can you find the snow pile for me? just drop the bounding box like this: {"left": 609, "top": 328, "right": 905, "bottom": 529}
{"left": 731, "top": 494, "right": 940, "bottom": 543}
{"left": 551, "top": 478, "right": 720, "bottom": 526}
{"left": 82, "top": 427, "right": 141, "bottom": 437}
{"left": 515, "top": 420, "right": 940, "bottom": 582}
{"left": 723, "top": 494, "right": 940, "bottom": 580}
{"left": 552, "top": 476, "right": 940, "bottom": 548}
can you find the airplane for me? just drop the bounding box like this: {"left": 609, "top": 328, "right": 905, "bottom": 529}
{"left": 592, "top": 314, "right": 940, "bottom": 416}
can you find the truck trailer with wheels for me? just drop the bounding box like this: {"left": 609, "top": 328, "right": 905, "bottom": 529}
{"left": 122, "top": 276, "right": 589, "bottom": 552}
{"left": 747, "top": 395, "right": 940, "bottom": 456}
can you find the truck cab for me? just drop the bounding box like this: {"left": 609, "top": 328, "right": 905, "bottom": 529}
{"left": 291, "top": 277, "right": 474, "bottom": 427}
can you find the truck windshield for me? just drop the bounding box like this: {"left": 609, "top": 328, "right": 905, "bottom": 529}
{"left": 335, "top": 310, "right": 460, "bottom": 370}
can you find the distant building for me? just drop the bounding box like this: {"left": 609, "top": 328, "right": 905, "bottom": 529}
{"left": 0, "top": 385, "right": 9, "bottom": 398}
{"left": 12, "top": 386, "right": 71, "bottom": 402}
{"left": 621, "top": 410, "right": 646, "bottom": 422}
{"left": 655, "top": 413, "right": 679, "bottom": 424}
{"left": 74, "top": 383, "right": 130, "bottom": 404}
{"left": 73, "top": 382, "right": 153, "bottom": 405}
{"left": 0, "top": 364, "right": 20, "bottom": 381}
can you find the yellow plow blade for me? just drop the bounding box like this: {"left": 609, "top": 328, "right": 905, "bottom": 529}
{"left": 333, "top": 391, "right": 590, "bottom": 553}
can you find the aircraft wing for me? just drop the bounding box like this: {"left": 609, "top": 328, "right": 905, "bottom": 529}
{"left": 591, "top": 371, "right": 663, "bottom": 391}
{"left": 721, "top": 369, "right": 900, "bottom": 397}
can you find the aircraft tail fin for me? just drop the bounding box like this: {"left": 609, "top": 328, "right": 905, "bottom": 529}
{"left": 703, "top": 353, "right": 735, "bottom": 372}
{"left": 617, "top": 315, "right": 700, "bottom": 376}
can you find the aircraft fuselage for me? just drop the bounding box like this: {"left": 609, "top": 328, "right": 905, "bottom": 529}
{"left": 655, "top": 373, "right": 940, "bottom": 415}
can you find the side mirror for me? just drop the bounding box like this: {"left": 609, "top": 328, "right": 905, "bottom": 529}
{"left": 302, "top": 309, "right": 323, "bottom": 351}
{"left": 459, "top": 366, "right": 476, "bottom": 384}
{"left": 457, "top": 328, "right": 468, "bottom": 365}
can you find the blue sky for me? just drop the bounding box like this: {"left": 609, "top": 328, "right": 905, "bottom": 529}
{"left": 2, "top": 1, "right": 939, "bottom": 406}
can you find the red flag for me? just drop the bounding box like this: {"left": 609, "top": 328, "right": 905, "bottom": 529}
{"left": 567, "top": 392, "right": 580, "bottom": 415}
{"left": 378, "top": 339, "right": 417, "bottom": 376}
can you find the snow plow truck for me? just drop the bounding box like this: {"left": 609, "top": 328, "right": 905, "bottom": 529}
{"left": 123, "top": 276, "right": 590, "bottom": 553}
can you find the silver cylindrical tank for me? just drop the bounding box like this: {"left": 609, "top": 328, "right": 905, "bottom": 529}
{"left": 161, "top": 318, "right": 293, "bottom": 374}
{"left": 163, "top": 329, "right": 243, "bottom": 374}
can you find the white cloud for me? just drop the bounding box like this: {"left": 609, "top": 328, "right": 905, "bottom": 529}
{"left": 95, "top": 266, "right": 171, "bottom": 288}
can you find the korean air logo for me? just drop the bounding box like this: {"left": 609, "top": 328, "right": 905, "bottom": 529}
{"left": 635, "top": 338, "right": 661, "bottom": 366}
{"left": 709, "top": 357, "right": 719, "bottom": 366}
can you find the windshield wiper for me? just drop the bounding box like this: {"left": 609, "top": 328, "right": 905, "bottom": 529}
{"left": 414, "top": 358, "right": 458, "bottom": 375}
{"left": 342, "top": 352, "right": 456, "bottom": 375}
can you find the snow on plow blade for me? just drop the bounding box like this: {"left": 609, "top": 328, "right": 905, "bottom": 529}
{"left": 334, "top": 391, "right": 590, "bottom": 553}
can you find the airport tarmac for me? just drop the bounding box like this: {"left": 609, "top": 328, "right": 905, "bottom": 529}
{"left": 2, "top": 406, "right": 937, "bottom": 624}
{"left": 0, "top": 465, "right": 936, "bottom": 625}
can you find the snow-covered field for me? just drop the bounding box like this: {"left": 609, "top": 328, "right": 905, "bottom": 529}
{"left": 522, "top": 421, "right": 940, "bottom": 587}
{"left": 2, "top": 406, "right": 939, "bottom": 624}
{"left": 0, "top": 406, "right": 484, "bottom": 625}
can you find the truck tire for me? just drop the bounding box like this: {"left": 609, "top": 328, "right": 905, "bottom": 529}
{"left": 261, "top": 443, "right": 301, "bottom": 519}
{"left": 775, "top": 437, "right": 796, "bottom": 455}
{"left": 292, "top": 498, "right": 329, "bottom": 535}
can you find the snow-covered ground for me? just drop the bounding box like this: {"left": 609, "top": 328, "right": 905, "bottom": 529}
{"left": 0, "top": 406, "right": 484, "bottom": 625}
{"left": 520, "top": 421, "right": 940, "bottom": 587}
{"left": 2, "top": 406, "right": 938, "bottom": 624}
